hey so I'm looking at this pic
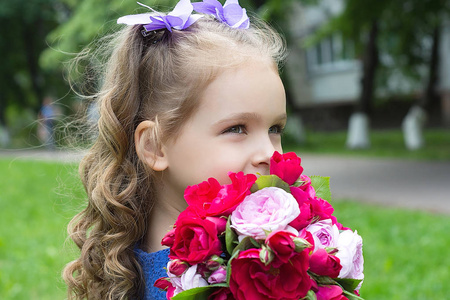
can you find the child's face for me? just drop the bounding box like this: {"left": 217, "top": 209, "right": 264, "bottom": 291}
{"left": 162, "top": 61, "right": 286, "bottom": 198}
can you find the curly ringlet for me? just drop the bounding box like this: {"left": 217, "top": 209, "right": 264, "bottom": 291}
{"left": 63, "top": 15, "right": 286, "bottom": 300}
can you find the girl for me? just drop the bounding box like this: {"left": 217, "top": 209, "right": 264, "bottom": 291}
{"left": 64, "top": 0, "right": 286, "bottom": 299}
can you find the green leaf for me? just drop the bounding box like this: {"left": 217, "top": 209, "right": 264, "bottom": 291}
{"left": 225, "top": 217, "right": 238, "bottom": 255}
{"left": 335, "top": 278, "right": 363, "bottom": 293}
{"left": 250, "top": 175, "right": 290, "bottom": 193}
{"left": 310, "top": 176, "right": 332, "bottom": 201}
{"left": 172, "top": 284, "right": 228, "bottom": 300}
{"left": 232, "top": 236, "right": 260, "bottom": 256}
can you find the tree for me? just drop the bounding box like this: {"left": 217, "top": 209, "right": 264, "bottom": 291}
{"left": 384, "top": 0, "right": 449, "bottom": 150}
{"left": 0, "top": 0, "right": 68, "bottom": 125}
{"left": 302, "top": 0, "right": 449, "bottom": 149}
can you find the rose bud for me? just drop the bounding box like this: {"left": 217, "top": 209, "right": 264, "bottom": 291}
{"left": 266, "top": 230, "right": 296, "bottom": 263}
{"left": 259, "top": 245, "right": 274, "bottom": 265}
{"left": 293, "top": 237, "right": 313, "bottom": 253}
{"left": 154, "top": 277, "right": 172, "bottom": 291}
{"left": 206, "top": 255, "right": 225, "bottom": 270}
{"left": 197, "top": 263, "right": 210, "bottom": 278}
{"left": 168, "top": 259, "right": 189, "bottom": 276}
{"left": 161, "top": 228, "right": 176, "bottom": 247}
{"left": 207, "top": 266, "right": 227, "bottom": 284}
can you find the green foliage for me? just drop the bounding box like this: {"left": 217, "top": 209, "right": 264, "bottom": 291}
{"left": 0, "top": 0, "right": 66, "bottom": 124}
{"left": 250, "top": 174, "right": 290, "bottom": 193}
{"left": 41, "top": 0, "right": 179, "bottom": 71}
{"left": 309, "top": 175, "right": 331, "bottom": 201}
{"left": 225, "top": 216, "right": 238, "bottom": 254}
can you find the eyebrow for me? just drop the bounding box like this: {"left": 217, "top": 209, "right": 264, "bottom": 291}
{"left": 213, "top": 112, "right": 287, "bottom": 127}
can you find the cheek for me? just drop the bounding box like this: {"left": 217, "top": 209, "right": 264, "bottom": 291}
{"left": 271, "top": 136, "right": 283, "bottom": 152}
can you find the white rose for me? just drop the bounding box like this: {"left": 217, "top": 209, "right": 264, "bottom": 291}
{"left": 180, "top": 264, "right": 208, "bottom": 291}
{"left": 336, "top": 230, "right": 364, "bottom": 289}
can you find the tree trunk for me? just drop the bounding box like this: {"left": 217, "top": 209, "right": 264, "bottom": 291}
{"left": 402, "top": 25, "right": 441, "bottom": 150}
{"left": 347, "top": 20, "right": 379, "bottom": 149}
{"left": 22, "top": 18, "right": 44, "bottom": 113}
{"left": 420, "top": 25, "right": 440, "bottom": 110}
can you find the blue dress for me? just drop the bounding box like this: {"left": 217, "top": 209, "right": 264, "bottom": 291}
{"left": 135, "top": 247, "right": 170, "bottom": 300}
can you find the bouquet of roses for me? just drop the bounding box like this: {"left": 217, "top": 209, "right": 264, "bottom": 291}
{"left": 154, "top": 152, "right": 364, "bottom": 300}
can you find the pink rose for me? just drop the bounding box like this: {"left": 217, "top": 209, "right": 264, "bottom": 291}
{"left": 230, "top": 187, "right": 300, "bottom": 240}
{"left": 270, "top": 151, "right": 304, "bottom": 185}
{"left": 265, "top": 230, "right": 297, "bottom": 264}
{"left": 316, "top": 285, "right": 348, "bottom": 300}
{"left": 229, "top": 248, "right": 311, "bottom": 300}
{"left": 309, "top": 249, "right": 342, "bottom": 278}
{"left": 336, "top": 230, "right": 364, "bottom": 285}
{"left": 185, "top": 172, "right": 257, "bottom": 217}
{"left": 306, "top": 219, "right": 340, "bottom": 251}
{"left": 170, "top": 216, "right": 222, "bottom": 265}
{"left": 310, "top": 197, "right": 334, "bottom": 221}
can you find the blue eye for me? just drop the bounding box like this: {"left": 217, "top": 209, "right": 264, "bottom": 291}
{"left": 269, "top": 125, "right": 284, "bottom": 134}
{"left": 223, "top": 125, "right": 246, "bottom": 134}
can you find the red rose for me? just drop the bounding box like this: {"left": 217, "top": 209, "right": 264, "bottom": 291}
{"left": 229, "top": 248, "right": 311, "bottom": 300}
{"left": 270, "top": 151, "right": 303, "bottom": 185}
{"left": 184, "top": 172, "right": 256, "bottom": 217}
{"left": 208, "top": 287, "right": 235, "bottom": 300}
{"left": 169, "top": 216, "right": 222, "bottom": 265}
{"left": 316, "top": 285, "right": 349, "bottom": 300}
{"left": 309, "top": 249, "right": 342, "bottom": 278}
{"left": 265, "top": 230, "right": 296, "bottom": 264}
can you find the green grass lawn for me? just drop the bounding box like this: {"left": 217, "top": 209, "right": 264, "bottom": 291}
{"left": 284, "top": 128, "right": 450, "bottom": 161}
{"left": 0, "top": 159, "right": 449, "bottom": 299}
{"left": 0, "top": 159, "right": 83, "bottom": 300}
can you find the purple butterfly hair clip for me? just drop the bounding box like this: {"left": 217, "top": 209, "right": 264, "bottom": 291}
{"left": 192, "top": 0, "right": 249, "bottom": 29}
{"left": 117, "top": 0, "right": 202, "bottom": 33}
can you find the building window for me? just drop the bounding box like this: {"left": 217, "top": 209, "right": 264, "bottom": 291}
{"left": 306, "top": 33, "right": 357, "bottom": 75}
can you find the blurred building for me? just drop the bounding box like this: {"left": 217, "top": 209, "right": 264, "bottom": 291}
{"left": 285, "top": 0, "right": 450, "bottom": 129}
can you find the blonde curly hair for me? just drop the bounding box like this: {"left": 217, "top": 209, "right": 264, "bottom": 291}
{"left": 63, "top": 16, "right": 285, "bottom": 299}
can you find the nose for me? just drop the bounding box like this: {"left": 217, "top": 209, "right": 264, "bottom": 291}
{"left": 250, "top": 135, "right": 279, "bottom": 172}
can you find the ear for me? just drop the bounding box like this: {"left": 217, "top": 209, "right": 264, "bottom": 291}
{"left": 135, "top": 120, "right": 168, "bottom": 171}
